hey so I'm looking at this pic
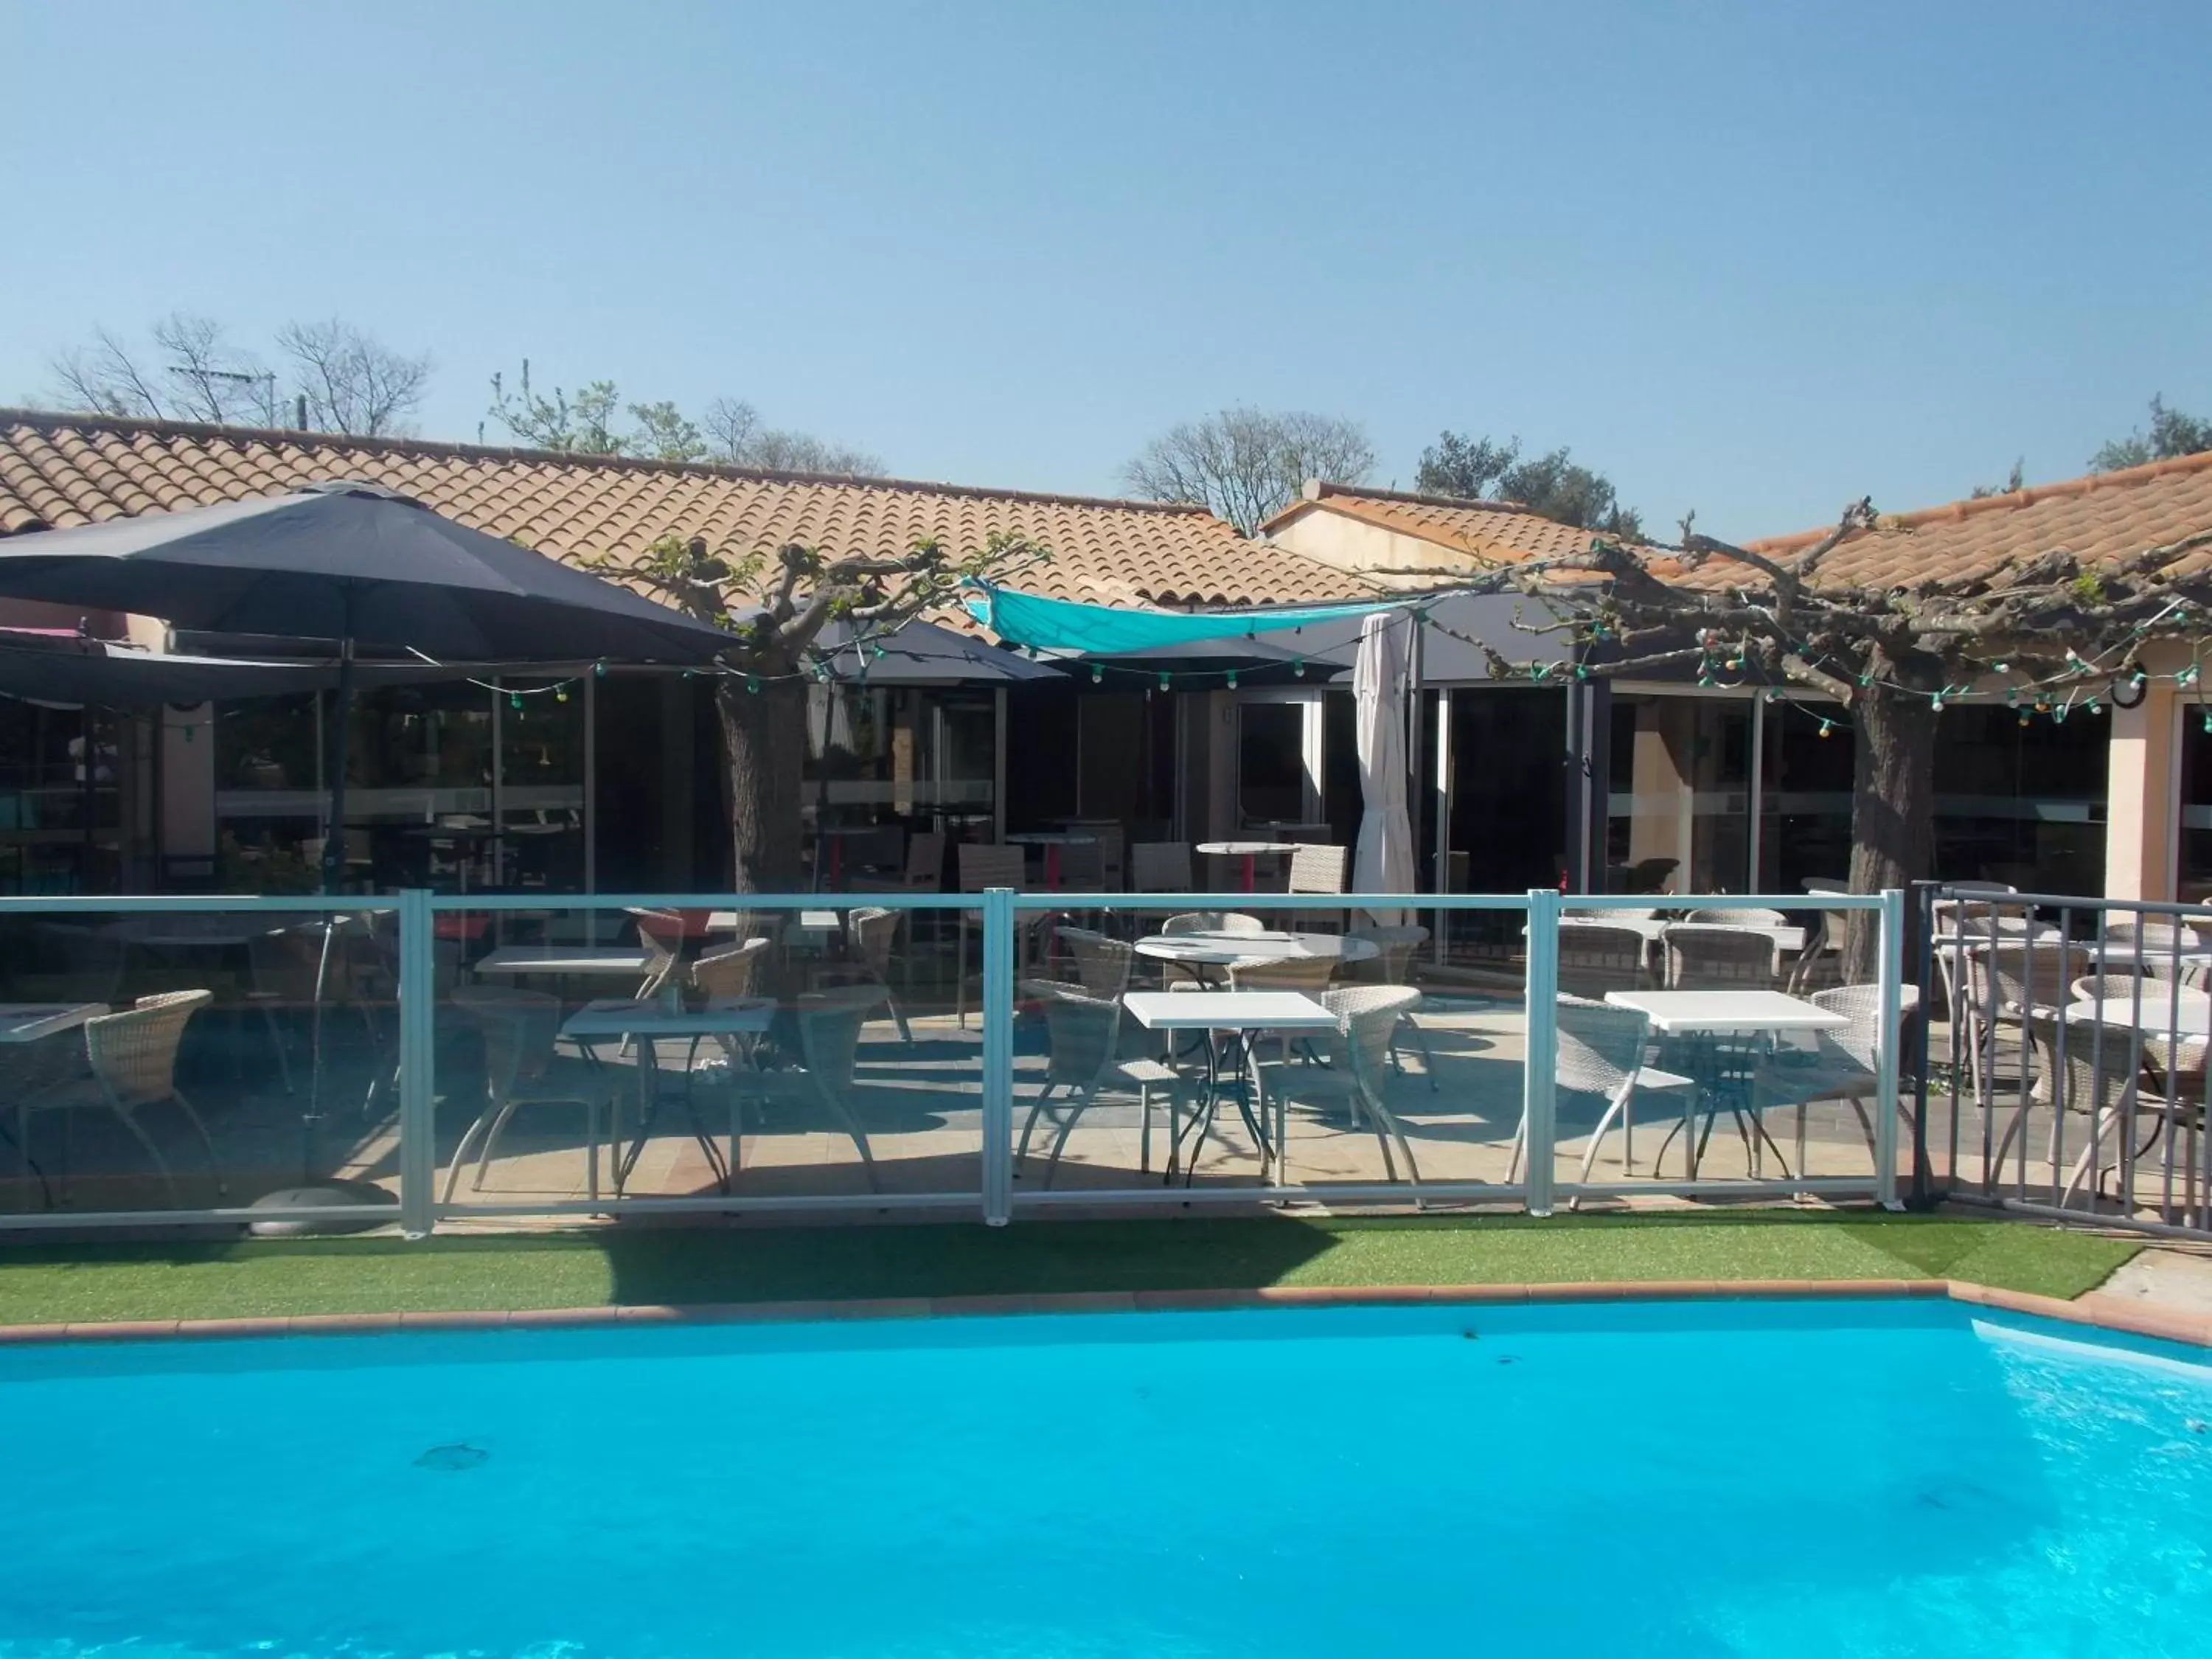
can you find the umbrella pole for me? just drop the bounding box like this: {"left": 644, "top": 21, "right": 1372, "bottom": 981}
{"left": 307, "top": 617, "right": 355, "bottom": 1181}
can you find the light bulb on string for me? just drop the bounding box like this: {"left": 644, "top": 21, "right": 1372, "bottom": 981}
{"left": 746, "top": 675, "right": 760, "bottom": 695}
{"left": 1158, "top": 671, "right": 1171, "bottom": 692}
{"left": 1818, "top": 719, "right": 1834, "bottom": 739}
{"left": 1091, "top": 665, "right": 1103, "bottom": 684}
{"left": 1225, "top": 670, "right": 1239, "bottom": 689}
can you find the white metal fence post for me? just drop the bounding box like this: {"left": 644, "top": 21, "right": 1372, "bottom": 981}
{"left": 397, "top": 888, "right": 437, "bottom": 1239}
{"left": 1876, "top": 886, "right": 1906, "bottom": 1211}
{"left": 980, "top": 888, "right": 1015, "bottom": 1225}
{"left": 1523, "top": 887, "right": 1560, "bottom": 1217}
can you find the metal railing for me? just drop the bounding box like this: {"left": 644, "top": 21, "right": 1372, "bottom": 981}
{"left": 1917, "top": 882, "right": 2212, "bottom": 1237}
{"left": 0, "top": 885, "right": 1908, "bottom": 1236}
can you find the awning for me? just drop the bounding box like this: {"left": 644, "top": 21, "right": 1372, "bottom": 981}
{"left": 964, "top": 585, "right": 1411, "bottom": 655}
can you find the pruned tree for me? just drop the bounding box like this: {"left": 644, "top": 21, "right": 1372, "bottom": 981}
{"left": 485, "top": 361, "right": 626, "bottom": 453}
{"left": 1416, "top": 431, "right": 1644, "bottom": 538}
{"left": 277, "top": 319, "right": 431, "bottom": 435}
{"left": 1470, "top": 503, "right": 2212, "bottom": 975}
{"left": 2091, "top": 396, "right": 2212, "bottom": 473}
{"left": 598, "top": 530, "right": 1052, "bottom": 891}
{"left": 1122, "top": 407, "right": 1376, "bottom": 534}
{"left": 48, "top": 313, "right": 428, "bottom": 432}
{"left": 486, "top": 367, "right": 883, "bottom": 473}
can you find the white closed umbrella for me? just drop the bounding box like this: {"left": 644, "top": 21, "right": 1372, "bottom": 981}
{"left": 1352, "top": 609, "right": 1416, "bottom": 925}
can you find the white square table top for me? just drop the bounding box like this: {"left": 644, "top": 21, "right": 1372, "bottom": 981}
{"left": 1604, "top": 989, "right": 1848, "bottom": 1034}
{"left": 1123, "top": 990, "right": 1338, "bottom": 1032}
{"left": 2070, "top": 995, "right": 2211, "bottom": 1037}
{"left": 560, "top": 997, "right": 777, "bottom": 1040}
{"left": 0, "top": 1003, "right": 108, "bottom": 1043}
{"left": 475, "top": 945, "right": 655, "bottom": 976}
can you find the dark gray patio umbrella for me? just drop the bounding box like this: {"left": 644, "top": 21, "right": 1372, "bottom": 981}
{"left": 810, "top": 616, "right": 1061, "bottom": 684}
{"left": 0, "top": 481, "right": 735, "bottom": 889}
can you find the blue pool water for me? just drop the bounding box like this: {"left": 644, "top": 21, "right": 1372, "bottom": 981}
{"left": 1, "top": 1299, "right": 2208, "bottom": 1658}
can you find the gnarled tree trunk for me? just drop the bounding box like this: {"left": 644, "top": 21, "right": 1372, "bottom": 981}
{"left": 715, "top": 665, "right": 807, "bottom": 894}
{"left": 1843, "top": 655, "right": 1941, "bottom": 980}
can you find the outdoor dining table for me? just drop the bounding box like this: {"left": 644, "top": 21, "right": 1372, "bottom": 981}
{"left": 557, "top": 995, "right": 779, "bottom": 1198}
{"left": 473, "top": 945, "right": 657, "bottom": 980}
{"left": 0, "top": 1004, "right": 107, "bottom": 1046}
{"left": 1122, "top": 989, "right": 1340, "bottom": 1186}
{"left": 2068, "top": 993, "right": 2211, "bottom": 1077}
{"left": 1004, "top": 830, "right": 1096, "bottom": 890}
{"left": 1602, "top": 989, "right": 1847, "bottom": 1179}
{"left": 1134, "top": 929, "right": 1380, "bottom": 974}
{"left": 1197, "top": 841, "right": 1301, "bottom": 894}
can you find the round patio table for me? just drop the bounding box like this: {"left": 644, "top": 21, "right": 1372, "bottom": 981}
{"left": 1005, "top": 830, "right": 1097, "bottom": 891}
{"left": 1197, "top": 841, "right": 1300, "bottom": 894}
{"left": 1135, "top": 928, "right": 1378, "bottom": 975}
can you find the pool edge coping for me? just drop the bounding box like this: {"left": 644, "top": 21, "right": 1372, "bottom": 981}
{"left": 1, "top": 1278, "right": 2205, "bottom": 1349}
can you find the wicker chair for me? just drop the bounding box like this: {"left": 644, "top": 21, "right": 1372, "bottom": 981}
{"left": 686, "top": 936, "right": 773, "bottom": 1073}
{"left": 847, "top": 831, "right": 945, "bottom": 894}
{"left": 1756, "top": 984, "right": 1924, "bottom": 1169}
{"left": 1131, "top": 841, "right": 1193, "bottom": 894}
{"left": 1557, "top": 919, "right": 1651, "bottom": 998}
{"left": 1514, "top": 994, "right": 1691, "bottom": 1191}
{"left": 818, "top": 907, "right": 910, "bottom": 1043}
{"left": 21, "top": 990, "right": 222, "bottom": 1208}
{"left": 738, "top": 986, "right": 885, "bottom": 1191}
{"left": 953, "top": 844, "right": 1047, "bottom": 1026}
{"left": 1251, "top": 986, "right": 1426, "bottom": 1188}
{"left": 2101, "top": 917, "right": 2208, "bottom": 983}
{"left": 443, "top": 985, "right": 610, "bottom": 1201}
{"left": 2070, "top": 970, "right": 2151, "bottom": 1006}
{"left": 1284, "top": 843, "right": 1349, "bottom": 931}
{"left": 1055, "top": 926, "right": 1134, "bottom": 998}
{"left": 1998, "top": 1009, "right": 2204, "bottom": 1207}
{"left": 1660, "top": 925, "right": 1779, "bottom": 990}
{"left": 1960, "top": 939, "right": 2096, "bottom": 1098}
{"left": 1346, "top": 922, "right": 1438, "bottom": 1088}
{"left": 1016, "top": 980, "right": 1185, "bottom": 1184}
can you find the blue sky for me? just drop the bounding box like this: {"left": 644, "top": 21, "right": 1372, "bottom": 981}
{"left": 2, "top": 0, "right": 2206, "bottom": 540}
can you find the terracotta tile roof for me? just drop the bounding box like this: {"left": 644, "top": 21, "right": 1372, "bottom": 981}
{"left": 1261, "top": 481, "right": 1604, "bottom": 571}
{"left": 1740, "top": 451, "right": 2212, "bottom": 591}
{"left": 0, "top": 409, "right": 1369, "bottom": 619}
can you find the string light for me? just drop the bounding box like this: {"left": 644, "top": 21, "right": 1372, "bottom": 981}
{"left": 1293, "top": 660, "right": 1305, "bottom": 678}
{"left": 1225, "top": 669, "right": 1239, "bottom": 689}
{"left": 1817, "top": 718, "right": 1834, "bottom": 739}
{"left": 1158, "top": 671, "right": 1171, "bottom": 692}
{"left": 1091, "top": 665, "right": 1103, "bottom": 684}
{"left": 746, "top": 675, "right": 760, "bottom": 694}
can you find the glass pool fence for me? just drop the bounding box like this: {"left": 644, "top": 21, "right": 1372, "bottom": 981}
{"left": 0, "top": 888, "right": 1907, "bottom": 1234}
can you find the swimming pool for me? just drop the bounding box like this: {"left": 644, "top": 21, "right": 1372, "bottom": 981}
{"left": 0, "top": 1298, "right": 2206, "bottom": 1658}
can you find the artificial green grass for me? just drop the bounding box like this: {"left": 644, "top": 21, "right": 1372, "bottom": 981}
{"left": 0, "top": 1211, "right": 2140, "bottom": 1326}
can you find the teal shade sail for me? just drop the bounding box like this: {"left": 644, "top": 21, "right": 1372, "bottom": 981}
{"left": 964, "top": 584, "right": 1412, "bottom": 655}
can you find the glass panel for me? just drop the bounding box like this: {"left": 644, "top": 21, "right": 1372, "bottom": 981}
{"left": 2183, "top": 714, "right": 2212, "bottom": 902}
{"left": 0, "top": 701, "right": 122, "bottom": 894}
{"left": 1237, "top": 702, "right": 1308, "bottom": 828}
{"left": 1927, "top": 705, "right": 2108, "bottom": 892}
{"left": 1006, "top": 899, "right": 1526, "bottom": 1203}
{"left": 499, "top": 681, "right": 586, "bottom": 892}
{"left": 0, "top": 904, "right": 403, "bottom": 1218}
{"left": 1756, "top": 700, "right": 1853, "bottom": 892}
{"left": 433, "top": 900, "right": 981, "bottom": 1208}
{"left": 1604, "top": 695, "right": 1748, "bottom": 894}
{"left": 1551, "top": 897, "right": 1879, "bottom": 1196}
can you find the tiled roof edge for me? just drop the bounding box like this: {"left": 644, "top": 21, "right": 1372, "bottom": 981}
{"left": 1748, "top": 448, "right": 2212, "bottom": 554}
{"left": 1259, "top": 479, "right": 1540, "bottom": 533}
{"left": 0, "top": 407, "right": 1226, "bottom": 520}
